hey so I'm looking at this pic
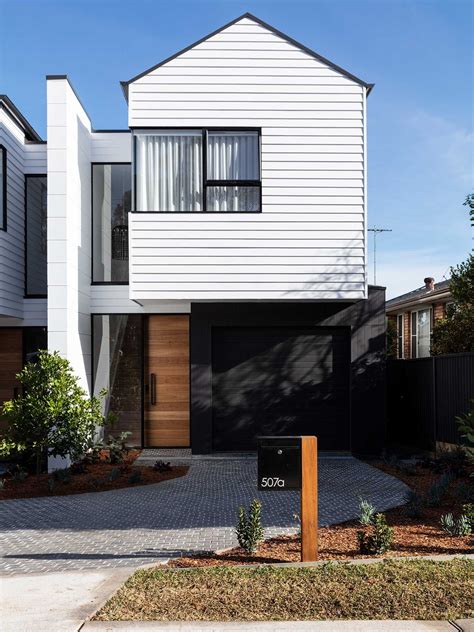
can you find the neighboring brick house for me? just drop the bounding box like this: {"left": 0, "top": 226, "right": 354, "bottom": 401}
{"left": 386, "top": 277, "right": 452, "bottom": 359}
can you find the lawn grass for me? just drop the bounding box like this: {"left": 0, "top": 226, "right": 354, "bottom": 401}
{"left": 94, "top": 558, "right": 473, "bottom": 621}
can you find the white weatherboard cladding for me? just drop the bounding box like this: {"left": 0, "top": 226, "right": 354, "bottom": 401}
{"left": 128, "top": 16, "right": 367, "bottom": 300}
{"left": 0, "top": 111, "right": 25, "bottom": 318}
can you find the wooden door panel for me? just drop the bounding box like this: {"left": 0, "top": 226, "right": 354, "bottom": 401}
{"left": 0, "top": 329, "right": 23, "bottom": 435}
{"left": 145, "top": 315, "right": 190, "bottom": 447}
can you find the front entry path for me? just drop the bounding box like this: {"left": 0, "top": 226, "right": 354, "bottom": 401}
{"left": 0, "top": 457, "right": 408, "bottom": 575}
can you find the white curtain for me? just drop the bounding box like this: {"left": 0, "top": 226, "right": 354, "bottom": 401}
{"left": 136, "top": 132, "right": 202, "bottom": 212}
{"left": 207, "top": 131, "right": 259, "bottom": 180}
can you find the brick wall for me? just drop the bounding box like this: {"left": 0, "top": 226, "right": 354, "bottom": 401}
{"left": 388, "top": 302, "right": 447, "bottom": 359}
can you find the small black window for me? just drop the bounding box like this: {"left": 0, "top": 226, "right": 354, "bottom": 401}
{"left": 25, "top": 175, "right": 47, "bottom": 296}
{"left": 0, "top": 145, "right": 6, "bottom": 230}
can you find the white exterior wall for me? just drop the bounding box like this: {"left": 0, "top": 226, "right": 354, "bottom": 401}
{"left": 128, "top": 16, "right": 367, "bottom": 301}
{"left": 47, "top": 78, "right": 92, "bottom": 391}
{"left": 0, "top": 110, "right": 26, "bottom": 319}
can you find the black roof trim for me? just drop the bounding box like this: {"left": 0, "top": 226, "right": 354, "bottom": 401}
{"left": 0, "top": 95, "right": 43, "bottom": 142}
{"left": 120, "top": 12, "right": 373, "bottom": 101}
{"left": 93, "top": 129, "right": 131, "bottom": 134}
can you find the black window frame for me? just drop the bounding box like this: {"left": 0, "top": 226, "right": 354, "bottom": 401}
{"left": 91, "top": 162, "right": 132, "bottom": 286}
{"left": 0, "top": 144, "right": 7, "bottom": 231}
{"left": 24, "top": 173, "right": 48, "bottom": 298}
{"left": 132, "top": 127, "right": 262, "bottom": 213}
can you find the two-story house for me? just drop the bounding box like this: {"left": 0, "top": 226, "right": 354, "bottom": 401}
{"left": 0, "top": 13, "right": 386, "bottom": 455}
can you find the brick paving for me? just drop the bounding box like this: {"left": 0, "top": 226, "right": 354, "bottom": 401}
{"left": 0, "top": 457, "right": 408, "bottom": 575}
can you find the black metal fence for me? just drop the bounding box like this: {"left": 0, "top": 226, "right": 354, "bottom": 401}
{"left": 387, "top": 353, "right": 474, "bottom": 450}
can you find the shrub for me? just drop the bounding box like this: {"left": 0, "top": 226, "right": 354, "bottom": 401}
{"left": 88, "top": 476, "right": 103, "bottom": 490}
{"left": 128, "top": 469, "right": 142, "bottom": 485}
{"left": 106, "top": 432, "right": 132, "bottom": 464}
{"left": 108, "top": 467, "right": 121, "bottom": 482}
{"left": 152, "top": 460, "right": 172, "bottom": 473}
{"left": 47, "top": 478, "right": 55, "bottom": 494}
{"left": 440, "top": 513, "right": 472, "bottom": 537}
{"left": 456, "top": 401, "right": 474, "bottom": 470}
{"left": 462, "top": 503, "right": 474, "bottom": 530}
{"left": 53, "top": 467, "right": 71, "bottom": 484}
{"left": 0, "top": 350, "right": 110, "bottom": 476}
{"left": 9, "top": 464, "right": 28, "bottom": 482}
{"left": 358, "top": 498, "right": 376, "bottom": 526}
{"left": 357, "top": 513, "right": 393, "bottom": 555}
{"left": 0, "top": 478, "right": 6, "bottom": 490}
{"left": 236, "top": 499, "right": 264, "bottom": 554}
{"left": 404, "top": 490, "right": 424, "bottom": 519}
{"left": 425, "top": 473, "right": 453, "bottom": 507}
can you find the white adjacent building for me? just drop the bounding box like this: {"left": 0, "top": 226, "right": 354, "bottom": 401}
{"left": 0, "top": 14, "right": 386, "bottom": 455}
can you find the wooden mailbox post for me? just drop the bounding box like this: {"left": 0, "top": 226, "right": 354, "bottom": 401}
{"left": 257, "top": 435, "right": 318, "bottom": 562}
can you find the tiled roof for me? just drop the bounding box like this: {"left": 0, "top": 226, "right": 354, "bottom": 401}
{"left": 386, "top": 279, "right": 451, "bottom": 309}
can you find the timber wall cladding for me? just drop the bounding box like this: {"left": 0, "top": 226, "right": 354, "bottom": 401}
{"left": 0, "top": 329, "right": 22, "bottom": 432}
{"left": 145, "top": 315, "right": 190, "bottom": 447}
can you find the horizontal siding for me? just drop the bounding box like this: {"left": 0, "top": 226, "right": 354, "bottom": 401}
{"left": 90, "top": 285, "right": 190, "bottom": 314}
{"left": 0, "top": 111, "right": 25, "bottom": 318}
{"left": 24, "top": 143, "right": 47, "bottom": 174}
{"left": 128, "top": 15, "right": 366, "bottom": 300}
{"left": 91, "top": 132, "right": 132, "bottom": 163}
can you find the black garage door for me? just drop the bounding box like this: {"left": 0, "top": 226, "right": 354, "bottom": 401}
{"left": 211, "top": 327, "right": 351, "bottom": 451}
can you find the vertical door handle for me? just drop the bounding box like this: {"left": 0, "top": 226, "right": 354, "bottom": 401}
{"left": 150, "top": 373, "right": 157, "bottom": 405}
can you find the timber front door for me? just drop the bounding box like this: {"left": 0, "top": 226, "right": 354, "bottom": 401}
{"left": 144, "top": 315, "right": 190, "bottom": 447}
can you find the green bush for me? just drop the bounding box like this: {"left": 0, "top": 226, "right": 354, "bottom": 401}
{"left": 0, "top": 350, "right": 110, "bottom": 476}
{"left": 462, "top": 503, "right": 474, "bottom": 529}
{"left": 358, "top": 498, "right": 376, "bottom": 526}
{"left": 236, "top": 499, "right": 264, "bottom": 554}
{"left": 357, "top": 513, "right": 393, "bottom": 555}
{"left": 440, "top": 513, "right": 472, "bottom": 537}
{"left": 128, "top": 469, "right": 142, "bottom": 485}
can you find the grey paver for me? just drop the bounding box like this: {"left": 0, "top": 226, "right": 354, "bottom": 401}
{"left": 0, "top": 457, "right": 408, "bottom": 575}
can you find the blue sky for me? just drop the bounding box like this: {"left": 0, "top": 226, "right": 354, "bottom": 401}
{"left": 1, "top": 0, "right": 472, "bottom": 298}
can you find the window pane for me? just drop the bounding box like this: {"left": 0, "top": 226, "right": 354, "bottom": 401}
{"left": 136, "top": 132, "right": 202, "bottom": 212}
{"left": 92, "top": 164, "right": 131, "bottom": 282}
{"left": 92, "top": 315, "right": 143, "bottom": 445}
{"left": 26, "top": 176, "right": 47, "bottom": 295}
{"left": 397, "top": 315, "right": 403, "bottom": 358}
{"left": 417, "top": 309, "right": 431, "bottom": 357}
{"left": 207, "top": 186, "right": 260, "bottom": 212}
{"left": 207, "top": 131, "right": 259, "bottom": 181}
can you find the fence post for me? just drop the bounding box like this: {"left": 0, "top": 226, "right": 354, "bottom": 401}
{"left": 431, "top": 356, "right": 437, "bottom": 451}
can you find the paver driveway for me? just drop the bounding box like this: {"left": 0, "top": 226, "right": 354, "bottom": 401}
{"left": 0, "top": 457, "right": 408, "bottom": 575}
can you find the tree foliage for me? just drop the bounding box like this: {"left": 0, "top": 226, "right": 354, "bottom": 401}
{"left": 432, "top": 252, "right": 474, "bottom": 355}
{"left": 464, "top": 192, "right": 474, "bottom": 227}
{"left": 0, "top": 350, "right": 109, "bottom": 475}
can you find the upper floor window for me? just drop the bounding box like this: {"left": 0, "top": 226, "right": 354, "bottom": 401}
{"left": 411, "top": 308, "right": 431, "bottom": 358}
{"left": 0, "top": 145, "right": 6, "bottom": 231}
{"left": 92, "top": 164, "right": 131, "bottom": 284}
{"left": 25, "top": 175, "right": 47, "bottom": 297}
{"left": 134, "top": 129, "right": 260, "bottom": 212}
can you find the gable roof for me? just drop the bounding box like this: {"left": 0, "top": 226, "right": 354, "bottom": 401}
{"left": 120, "top": 12, "right": 374, "bottom": 101}
{"left": 386, "top": 279, "right": 451, "bottom": 312}
{"left": 0, "top": 95, "right": 43, "bottom": 142}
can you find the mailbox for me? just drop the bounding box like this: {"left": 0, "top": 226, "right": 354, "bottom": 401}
{"left": 257, "top": 436, "right": 302, "bottom": 490}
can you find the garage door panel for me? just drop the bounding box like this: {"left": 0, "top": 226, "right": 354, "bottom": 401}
{"left": 211, "top": 327, "right": 350, "bottom": 451}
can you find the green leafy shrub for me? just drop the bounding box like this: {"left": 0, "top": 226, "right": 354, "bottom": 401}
{"left": 152, "top": 460, "right": 172, "bottom": 473}
{"left": 0, "top": 350, "right": 110, "bottom": 476}
{"left": 9, "top": 464, "right": 28, "bottom": 482}
{"left": 236, "top": 499, "right": 264, "bottom": 554}
{"left": 128, "top": 469, "right": 142, "bottom": 485}
{"left": 462, "top": 503, "right": 474, "bottom": 530}
{"left": 106, "top": 432, "right": 132, "bottom": 464}
{"left": 455, "top": 482, "right": 474, "bottom": 503}
{"left": 108, "top": 467, "right": 121, "bottom": 482}
{"left": 456, "top": 400, "right": 474, "bottom": 470}
{"left": 358, "top": 498, "right": 376, "bottom": 526}
{"left": 357, "top": 513, "right": 393, "bottom": 555}
{"left": 0, "top": 478, "right": 6, "bottom": 490}
{"left": 440, "top": 513, "right": 472, "bottom": 536}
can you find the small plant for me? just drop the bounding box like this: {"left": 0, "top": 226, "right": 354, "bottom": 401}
{"left": 455, "top": 481, "right": 474, "bottom": 503}
{"left": 128, "top": 469, "right": 142, "bottom": 485}
{"left": 106, "top": 432, "right": 132, "bottom": 464}
{"left": 47, "top": 477, "right": 55, "bottom": 494}
{"left": 404, "top": 490, "right": 425, "bottom": 519}
{"left": 357, "top": 513, "right": 393, "bottom": 555}
{"left": 88, "top": 476, "right": 103, "bottom": 490}
{"left": 9, "top": 465, "right": 28, "bottom": 482}
{"left": 292, "top": 512, "right": 301, "bottom": 535}
{"left": 425, "top": 472, "right": 453, "bottom": 507}
{"left": 0, "top": 478, "right": 6, "bottom": 490}
{"left": 236, "top": 499, "right": 264, "bottom": 554}
{"left": 462, "top": 503, "right": 474, "bottom": 530}
{"left": 397, "top": 461, "right": 417, "bottom": 476}
{"left": 70, "top": 460, "right": 87, "bottom": 475}
{"left": 456, "top": 400, "right": 474, "bottom": 472}
{"left": 358, "top": 498, "right": 376, "bottom": 526}
{"left": 440, "top": 513, "right": 472, "bottom": 536}
{"left": 152, "top": 460, "right": 172, "bottom": 473}
{"left": 83, "top": 442, "right": 104, "bottom": 465}
{"left": 53, "top": 467, "right": 71, "bottom": 484}
{"left": 108, "top": 467, "right": 121, "bottom": 482}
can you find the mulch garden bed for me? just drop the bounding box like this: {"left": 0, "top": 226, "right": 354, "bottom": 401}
{"left": 170, "top": 459, "right": 473, "bottom": 568}
{"left": 0, "top": 450, "right": 188, "bottom": 500}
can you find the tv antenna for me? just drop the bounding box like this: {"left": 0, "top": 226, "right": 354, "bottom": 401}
{"left": 368, "top": 227, "right": 392, "bottom": 285}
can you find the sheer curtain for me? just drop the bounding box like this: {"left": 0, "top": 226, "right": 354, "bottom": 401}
{"left": 207, "top": 131, "right": 260, "bottom": 212}
{"left": 136, "top": 132, "right": 202, "bottom": 212}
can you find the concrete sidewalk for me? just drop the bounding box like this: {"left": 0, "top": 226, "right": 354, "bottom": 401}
{"left": 0, "top": 568, "right": 131, "bottom": 632}
{"left": 81, "top": 620, "right": 473, "bottom": 631}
